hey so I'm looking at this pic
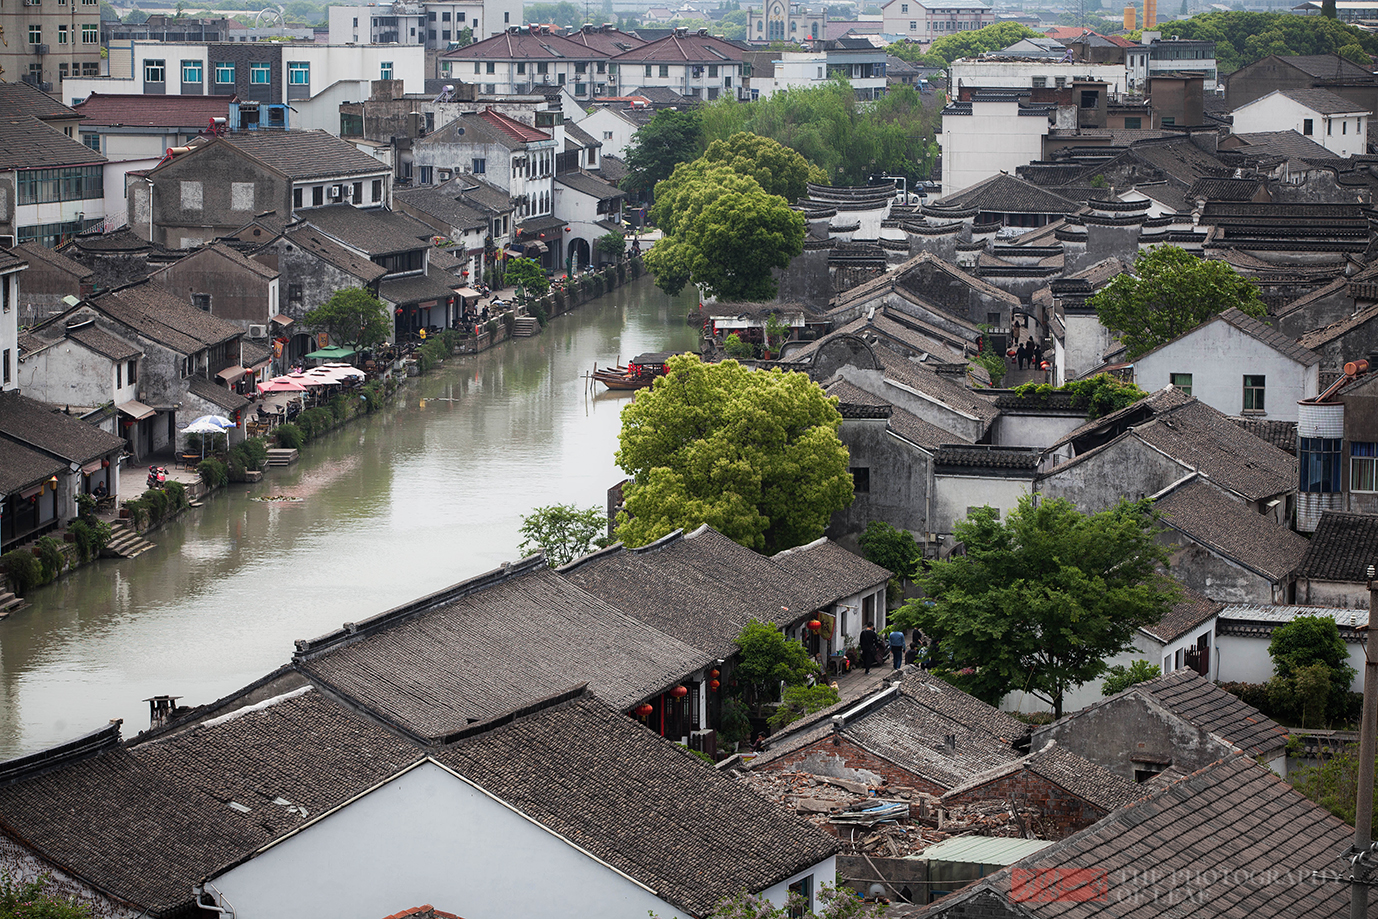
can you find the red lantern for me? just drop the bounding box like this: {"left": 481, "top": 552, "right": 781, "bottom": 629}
{"left": 565, "top": 226, "right": 572, "bottom": 232}
{"left": 101, "top": 459, "right": 110, "bottom": 468}
{"left": 669, "top": 685, "right": 688, "bottom": 699}
{"left": 808, "top": 619, "right": 823, "bottom": 633}
{"left": 709, "top": 668, "right": 720, "bottom": 679}
{"left": 1007, "top": 348, "right": 1017, "bottom": 358}
{"left": 709, "top": 679, "right": 720, "bottom": 691}
{"left": 635, "top": 703, "right": 654, "bottom": 718}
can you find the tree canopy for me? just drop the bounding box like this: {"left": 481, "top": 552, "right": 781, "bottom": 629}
{"left": 695, "top": 132, "right": 826, "bottom": 203}
{"left": 614, "top": 354, "right": 853, "bottom": 553}
{"left": 890, "top": 21, "right": 1042, "bottom": 65}
{"left": 1151, "top": 11, "right": 1378, "bottom": 72}
{"left": 1267, "top": 614, "right": 1357, "bottom": 726}
{"left": 1089, "top": 245, "right": 1267, "bottom": 359}
{"left": 0, "top": 873, "right": 93, "bottom": 919}
{"left": 304, "top": 288, "right": 390, "bottom": 350}
{"left": 517, "top": 504, "right": 610, "bottom": 566}
{"left": 733, "top": 620, "right": 821, "bottom": 709}
{"left": 503, "top": 256, "right": 549, "bottom": 296}
{"left": 623, "top": 108, "right": 703, "bottom": 194}
{"left": 645, "top": 165, "right": 804, "bottom": 301}
{"left": 891, "top": 496, "right": 1178, "bottom": 718}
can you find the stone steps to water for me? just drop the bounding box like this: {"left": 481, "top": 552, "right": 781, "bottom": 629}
{"left": 512, "top": 317, "right": 540, "bottom": 337}
{"left": 266, "top": 448, "right": 299, "bottom": 466}
{"left": 0, "top": 591, "right": 26, "bottom": 619}
{"left": 102, "top": 522, "right": 156, "bottom": 559}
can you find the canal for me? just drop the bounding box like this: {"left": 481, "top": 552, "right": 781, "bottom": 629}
{"left": 0, "top": 275, "right": 702, "bottom": 759}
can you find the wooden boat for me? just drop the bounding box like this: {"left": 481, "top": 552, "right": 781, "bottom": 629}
{"left": 591, "top": 351, "right": 681, "bottom": 391}
{"left": 592, "top": 369, "right": 649, "bottom": 390}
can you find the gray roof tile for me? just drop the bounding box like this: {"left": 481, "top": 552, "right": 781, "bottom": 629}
{"left": 1296, "top": 511, "right": 1378, "bottom": 582}
{"left": 942, "top": 740, "right": 1142, "bottom": 811}
{"left": 1136, "top": 670, "right": 1289, "bottom": 757}
{"left": 0, "top": 390, "right": 127, "bottom": 465}
{"left": 1155, "top": 477, "right": 1309, "bottom": 581}
{"left": 1130, "top": 400, "right": 1298, "bottom": 502}
{"left": 93, "top": 281, "right": 243, "bottom": 355}
{"left": 0, "top": 437, "right": 67, "bottom": 495}
{"left": 770, "top": 538, "right": 891, "bottom": 603}
{"left": 302, "top": 205, "right": 431, "bottom": 257}
{"left": 279, "top": 226, "right": 388, "bottom": 283}
{"left": 1275, "top": 87, "right": 1371, "bottom": 115}
{"left": 222, "top": 130, "right": 391, "bottom": 181}
{"left": 1140, "top": 584, "right": 1223, "bottom": 644}
{"left": 0, "top": 115, "right": 106, "bottom": 171}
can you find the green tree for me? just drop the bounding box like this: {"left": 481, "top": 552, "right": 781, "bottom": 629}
{"left": 304, "top": 287, "right": 390, "bottom": 350}
{"left": 733, "top": 620, "right": 821, "bottom": 710}
{"left": 696, "top": 132, "right": 826, "bottom": 203}
{"left": 1267, "top": 614, "right": 1356, "bottom": 726}
{"left": 1009, "top": 375, "right": 1148, "bottom": 420}
{"left": 518, "top": 503, "right": 610, "bottom": 566}
{"left": 503, "top": 256, "right": 549, "bottom": 298}
{"left": 0, "top": 873, "right": 93, "bottom": 919}
{"left": 646, "top": 166, "right": 804, "bottom": 301}
{"left": 921, "top": 22, "right": 1042, "bottom": 65}
{"left": 857, "top": 520, "right": 920, "bottom": 582}
{"left": 523, "top": 1, "right": 582, "bottom": 26}
{"left": 596, "top": 230, "right": 626, "bottom": 261}
{"left": 1089, "top": 245, "right": 1268, "bottom": 359}
{"left": 1101, "top": 659, "right": 1162, "bottom": 695}
{"left": 124, "top": 7, "right": 150, "bottom": 22}
{"left": 892, "top": 497, "right": 1177, "bottom": 718}
{"left": 614, "top": 354, "right": 853, "bottom": 553}
{"left": 1292, "top": 743, "right": 1373, "bottom": 823}
{"left": 1150, "top": 11, "right": 1378, "bottom": 74}
{"left": 622, "top": 107, "right": 702, "bottom": 194}
{"left": 768, "top": 683, "right": 841, "bottom": 731}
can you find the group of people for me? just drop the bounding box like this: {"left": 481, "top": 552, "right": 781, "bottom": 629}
{"left": 1015, "top": 339, "right": 1045, "bottom": 371}
{"left": 857, "top": 624, "right": 938, "bottom": 675}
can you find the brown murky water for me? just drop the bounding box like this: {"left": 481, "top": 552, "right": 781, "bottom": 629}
{"left": 0, "top": 276, "right": 701, "bottom": 758}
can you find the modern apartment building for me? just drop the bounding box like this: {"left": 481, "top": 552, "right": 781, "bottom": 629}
{"left": 0, "top": 0, "right": 102, "bottom": 94}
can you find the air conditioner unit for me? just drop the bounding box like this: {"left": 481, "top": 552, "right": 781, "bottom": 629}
{"left": 248, "top": 323, "right": 268, "bottom": 338}
{"left": 328, "top": 185, "right": 343, "bottom": 200}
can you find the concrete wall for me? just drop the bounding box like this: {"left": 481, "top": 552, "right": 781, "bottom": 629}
{"left": 758, "top": 734, "right": 947, "bottom": 795}
{"left": 1133, "top": 318, "right": 1319, "bottom": 422}
{"left": 829, "top": 418, "right": 932, "bottom": 542}
{"left": 134, "top": 143, "right": 290, "bottom": 248}
{"left": 990, "top": 411, "right": 1086, "bottom": 449}
{"left": 1296, "top": 578, "right": 1369, "bottom": 609}
{"left": 1215, "top": 628, "right": 1366, "bottom": 691}
{"left": 17, "top": 337, "right": 137, "bottom": 410}
{"left": 1037, "top": 435, "right": 1185, "bottom": 512}
{"left": 1032, "top": 691, "right": 1242, "bottom": 782}
{"left": 1160, "top": 535, "right": 1283, "bottom": 605}
{"left": 931, "top": 473, "right": 1030, "bottom": 536}
{"left": 252, "top": 237, "right": 377, "bottom": 323}
{"left": 156, "top": 250, "right": 278, "bottom": 328}
{"left": 1232, "top": 92, "right": 1369, "bottom": 159}
{"left": 940, "top": 100, "right": 1048, "bottom": 198}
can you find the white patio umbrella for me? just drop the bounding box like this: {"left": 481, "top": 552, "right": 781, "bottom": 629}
{"left": 187, "top": 414, "right": 235, "bottom": 429}
{"left": 182, "top": 417, "right": 228, "bottom": 459}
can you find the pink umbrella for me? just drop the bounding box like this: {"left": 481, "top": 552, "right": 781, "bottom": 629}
{"left": 259, "top": 377, "right": 308, "bottom": 393}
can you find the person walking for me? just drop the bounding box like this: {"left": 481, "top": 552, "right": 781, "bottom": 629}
{"left": 859, "top": 623, "right": 880, "bottom": 675}
{"left": 888, "top": 628, "right": 906, "bottom": 671}
{"left": 1017, "top": 341, "right": 1028, "bottom": 370}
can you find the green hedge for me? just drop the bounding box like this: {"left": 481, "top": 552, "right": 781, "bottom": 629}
{"left": 274, "top": 423, "right": 304, "bottom": 450}
{"left": 0, "top": 549, "right": 43, "bottom": 596}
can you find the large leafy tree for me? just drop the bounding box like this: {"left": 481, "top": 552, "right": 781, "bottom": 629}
{"left": 889, "top": 21, "right": 1041, "bottom": 65}
{"left": 614, "top": 354, "right": 853, "bottom": 553}
{"left": 1089, "top": 245, "right": 1267, "bottom": 359}
{"left": 517, "top": 503, "right": 610, "bottom": 567}
{"left": 645, "top": 166, "right": 804, "bottom": 301}
{"left": 1267, "top": 614, "right": 1357, "bottom": 726}
{"left": 622, "top": 107, "right": 703, "bottom": 194}
{"left": 1152, "top": 11, "right": 1378, "bottom": 72}
{"left": 733, "top": 620, "right": 821, "bottom": 710}
{"left": 892, "top": 496, "right": 1178, "bottom": 718}
{"left": 503, "top": 256, "right": 549, "bottom": 297}
{"left": 304, "top": 287, "right": 391, "bottom": 350}
{"left": 696, "top": 132, "right": 826, "bottom": 203}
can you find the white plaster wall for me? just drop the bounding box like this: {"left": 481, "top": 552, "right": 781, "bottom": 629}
{"left": 759, "top": 856, "right": 837, "bottom": 914}
{"left": 992, "top": 412, "right": 1086, "bottom": 449}
{"left": 1061, "top": 311, "right": 1117, "bottom": 383}
{"left": 1216, "top": 630, "right": 1365, "bottom": 691}
{"left": 63, "top": 76, "right": 138, "bottom": 105}
{"left": 208, "top": 762, "right": 691, "bottom": 919}
{"left": 948, "top": 59, "right": 1129, "bottom": 96}
{"left": 1, "top": 272, "right": 19, "bottom": 393}
{"left": 931, "top": 474, "right": 1030, "bottom": 536}
{"left": 17, "top": 339, "right": 135, "bottom": 409}
{"left": 1231, "top": 92, "right": 1369, "bottom": 159}
{"left": 294, "top": 80, "right": 374, "bottom": 134}
{"left": 1132, "top": 319, "right": 1319, "bottom": 422}
{"left": 1004, "top": 635, "right": 1161, "bottom": 715}
{"left": 579, "top": 109, "right": 637, "bottom": 160}
{"left": 941, "top": 100, "right": 1048, "bottom": 197}
{"left": 297, "top": 46, "right": 427, "bottom": 96}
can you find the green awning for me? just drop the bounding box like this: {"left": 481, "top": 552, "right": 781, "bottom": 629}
{"left": 305, "top": 346, "right": 357, "bottom": 361}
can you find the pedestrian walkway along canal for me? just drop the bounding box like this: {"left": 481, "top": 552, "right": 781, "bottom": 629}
{"left": 0, "top": 276, "right": 702, "bottom": 759}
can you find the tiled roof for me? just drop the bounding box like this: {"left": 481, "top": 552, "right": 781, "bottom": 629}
{"left": 301, "top": 205, "right": 431, "bottom": 257}
{"left": 379, "top": 266, "right": 466, "bottom": 306}
{"left": 95, "top": 281, "right": 242, "bottom": 355}
{"left": 903, "top": 670, "right": 1026, "bottom": 741}
{"left": 279, "top": 226, "right": 387, "bottom": 283}
{"left": 1299, "top": 301, "right": 1378, "bottom": 351}
{"left": 1140, "top": 584, "right": 1223, "bottom": 644}
{"left": 923, "top": 756, "right": 1356, "bottom": 919}
{"left": 888, "top": 402, "right": 969, "bottom": 451}
{"left": 479, "top": 108, "right": 551, "bottom": 144}
{"left": 562, "top": 26, "right": 649, "bottom": 55}
{"left": 66, "top": 325, "right": 142, "bottom": 362}
{"left": 1131, "top": 307, "right": 1319, "bottom": 366}
{"left": 0, "top": 250, "right": 27, "bottom": 273}
{"left": 1130, "top": 400, "right": 1298, "bottom": 502}
{"left": 11, "top": 242, "right": 92, "bottom": 280}
{"left": 555, "top": 170, "right": 623, "bottom": 200}
{"left": 598, "top": 154, "right": 630, "bottom": 184}
{"left": 0, "top": 80, "right": 81, "bottom": 122}
{"left": 1136, "top": 669, "right": 1289, "bottom": 757}
{"left": 295, "top": 565, "right": 714, "bottom": 739}
{"left": 0, "top": 115, "right": 106, "bottom": 171}
{"left": 0, "top": 437, "right": 66, "bottom": 495}
{"left": 932, "top": 172, "right": 1079, "bottom": 216}
{"left": 1229, "top": 130, "right": 1340, "bottom": 162}
{"left": 842, "top": 693, "right": 1020, "bottom": 789}
{"left": 1275, "top": 87, "right": 1371, "bottom": 115}
{"left": 872, "top": 344, "right": 1001, "bottom": 429}
{"left": 188, "top": 377, "right": 250, "bottom": 412}
{"left": 395, "top": 188, "right": 487, "bottom": 233}
{"left": 563, "top": 119, "right": 600, "bottom": 149}
{"left": 770, "top": 538, "right": 891, "bottom": 603}
{"left": 1229, "top": 417, "right": 1298, "bottom": 455}
{"left": 441, "top": 28, "right": 600, "bottom": 60}
{"left": 0, "top": 391, "right": 128, "bottom": 467}
{"left": 611, "top": 32, "right": 744, "bottom": 62}
{"left": 1278, "top": 53, "right": 1375, "bottom": 80}
{"left": 436, "top": 692, "right": 838, "bottom": 917}
{"left": 934, "top": 445, "right": 1041, "bottom": 471}
{"left": 221, "top": 131, "right": 391, "bottom": 181}
{"left": 942, "top": 741, "right": 1142, "bottom": 812}
{"left": 186, "top": 242, "right": 279, "bottom": 280}
{"left": 559, "top": 526, "right": 835, "bottom": 657}
{"left": 1155, "top": 477, "right": 1308, "bottom": 581}
{"left": 1297, "top": 511, "right": 1378, "bottom": 582}
{"left": 1186, "top": 176, "right": 1266, "bottom": 201}
{"left": 1047, "top": 385, "right": 1194, "bottom": 452}
{"left": 835, "top": 251, "right": 1019, "bottom": 311}
{"left": 73, "top": 93, "right": 234, "bottom": 128}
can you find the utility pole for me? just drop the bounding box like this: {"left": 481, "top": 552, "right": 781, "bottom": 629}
{"left": 1351, "top": 565, "right": 1378, "bottom": 919}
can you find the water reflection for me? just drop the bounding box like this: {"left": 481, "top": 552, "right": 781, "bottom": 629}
{"left": 0, "top": 276, "right": 700, "bottom": 757}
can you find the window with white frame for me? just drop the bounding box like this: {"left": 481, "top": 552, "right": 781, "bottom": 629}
{"left": 288, "top": 62, "right": 309, "bottom": 84}
{"left": 144, "top": 59, "right": 166, "bottom": 83}
{"left": 1353, "top": 442, "right": 1378, "bottom": 492}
